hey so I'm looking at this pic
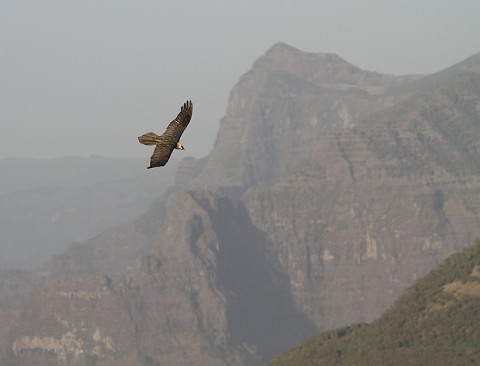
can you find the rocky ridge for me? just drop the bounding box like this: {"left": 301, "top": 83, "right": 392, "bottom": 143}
{"left": 192, "top": 43, "right": 421, "bottom": 188}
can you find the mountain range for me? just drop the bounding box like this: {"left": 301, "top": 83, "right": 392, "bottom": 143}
{"left": 0, "top": 43, "right": 480, "bottom": 365}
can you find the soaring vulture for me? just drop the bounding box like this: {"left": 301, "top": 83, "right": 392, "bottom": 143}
{"left": 138, "top": 100, "right": 193, "bottom": 169}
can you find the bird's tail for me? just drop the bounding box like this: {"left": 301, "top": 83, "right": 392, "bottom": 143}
{"left": 138, "top": 132, "right": 161, "bottom": 145}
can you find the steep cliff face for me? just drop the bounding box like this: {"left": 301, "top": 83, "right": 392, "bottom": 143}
{"left": 0, "top": 191, "right": 318, "bottom": 365}
{"left": 240, "top": 71, "right": 480, "bottom": 329}
{"left": 124, "top": 190, "right": 320, "bottom": 365}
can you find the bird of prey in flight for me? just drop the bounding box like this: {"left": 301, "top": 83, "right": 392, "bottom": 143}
{"left": 138, "top": 100, "right": 193, "bottom": 169}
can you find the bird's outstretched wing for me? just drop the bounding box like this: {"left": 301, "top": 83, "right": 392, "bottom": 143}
{"left": 145, "top": 100, "right": 193, "bottom": 169}
{"left": 148, "top": 142, "right": 174, "bottom": 168}
{"left": 160, "top": 100, "right": 193, "bottom": 145}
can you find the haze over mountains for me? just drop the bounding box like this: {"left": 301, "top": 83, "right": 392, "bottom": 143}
{"left": 1, "top": 43, "right": 480, "bottom": 365}
{"left": 0, "top": 156, "right": 177, "bottom": 269}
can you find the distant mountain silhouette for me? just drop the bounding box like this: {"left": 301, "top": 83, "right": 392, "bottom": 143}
{"left": 0, "top": 156, "right": 177, "bottom": 269}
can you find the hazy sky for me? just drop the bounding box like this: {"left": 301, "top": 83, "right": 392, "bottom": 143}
{"left": 1, "top": 1, "right": 479, "bottom": 160}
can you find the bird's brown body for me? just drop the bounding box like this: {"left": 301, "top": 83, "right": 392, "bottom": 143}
{"left": 138, "top": 100, "right": 193, "bottom": 168}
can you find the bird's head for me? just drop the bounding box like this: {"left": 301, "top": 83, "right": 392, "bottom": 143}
{"left": 176, "top": 142, "right": 185, "bottom": 150}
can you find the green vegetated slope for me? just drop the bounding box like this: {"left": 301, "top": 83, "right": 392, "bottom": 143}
{"left": 265, "top": 239, "right": 480, "bottom": 366}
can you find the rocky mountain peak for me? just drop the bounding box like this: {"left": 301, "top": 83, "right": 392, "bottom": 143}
{"left": 270, "top": 42, "right": 380, "bottom": 79}
{"left": 253, "top": 42, "right": 351, "bottom": 83}
{"left": 190, "top": 44, "right": 421, "bottom": 189}
{"left": 445, "top": 51, "right": 480, "bottom": 74}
